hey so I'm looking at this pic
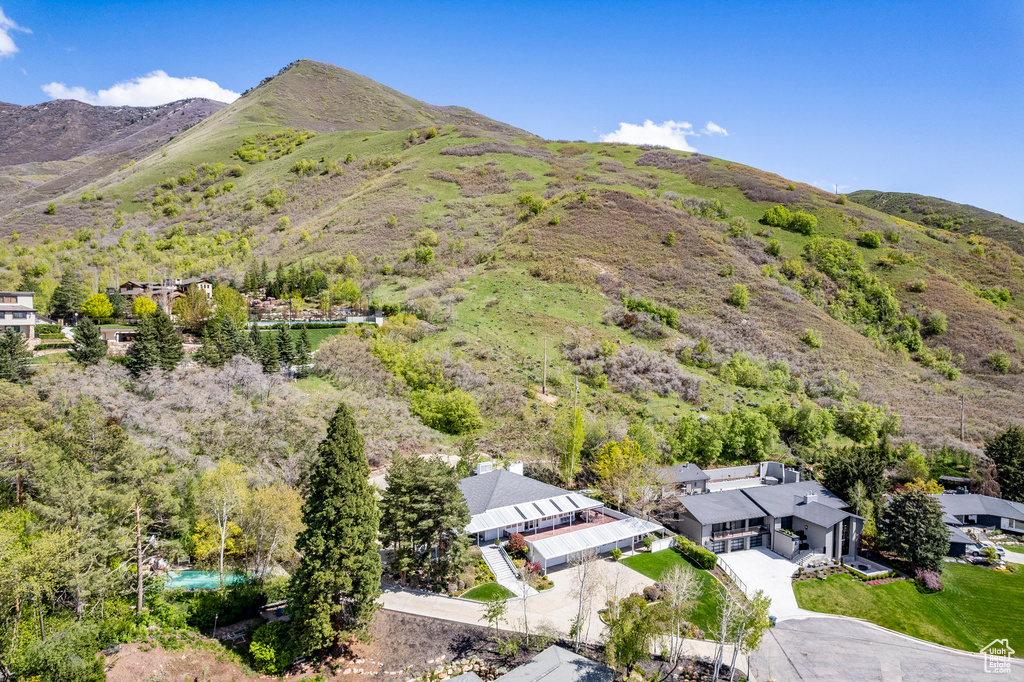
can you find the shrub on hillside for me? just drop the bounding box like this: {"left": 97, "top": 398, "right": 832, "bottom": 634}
{"left": 410, "top": 388, "right": 482, "bottom": 435}
{"left": 249, "top": 622, "right": 299, "bottom": 674}
{"left": 564, "top": 339, "right": 702, "bottom": 402}
{"left": 801, "top": 329, "right": 823, "bottom": 348}
{"left": 858, "top": 231, "right": 882, "bottom": 248}
{"left": 726, "top": 284, "right": 749, "bottom": 309}
{"left": 623, "top": 295, "right": 678, "bottom": 328}
{"left": 922, "top": 311, "right": 947, "bottom": 337}
{"left": 604, "top": 306, "right": 668, "bottom": 339}
{"left": 765, "top": 239, "right": 781, "bottom": 257}
{"left": 906, "top": 279, "right": 927, "bottom": 293}
{"left": 987, "top": 350, "right": 1011, "bottom": 374}
{"left": 761, "top": 205, "right": 817, "bottom": 235}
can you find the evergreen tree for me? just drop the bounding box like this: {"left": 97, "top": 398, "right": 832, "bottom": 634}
{"left": 261, "top": 334, "right": 280, "bottom": 373}
{"left": 50, "top": 270, "right": 87, "bottom": 319}
{"left": 987, "top": 425, "right": 1024, "bottom": 503}
{"left": 276, "top": 326, "right": 296, "bottom": 366}
{"left": 68, "top": 317, "right": 107, "bottom": 366}
{"left": 0, "top": 328, "right": 32, "bottom": 383}
{"left": 217, "top": 316, "right": 239, "bottom": 359}
{"left": 196, "top": 327, "right": 223, "bottom": 367}
{"left": 296, "top": 326, "right": 313, "bottom": 376}
{"left": 880, "top": 489, "right": 949, "bottom": 572}
{"left": 289, "top": 403, "right": 381, "bottom": 652}
{"left": 259, "top": 258, "right": 269, "bottom": 290}
{"left": 125, "top": 315, "right": 159, "bottom": 378}
{"left": 152, "top": 311, "right": 184, "bottom": 371}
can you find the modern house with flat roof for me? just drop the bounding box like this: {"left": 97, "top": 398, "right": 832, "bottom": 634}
{"left": 667, "top": 480, "right": 863, "bottom": 560}
{"left": 459, "top": 467, "right": 663, "bottom": 573}
{"left": 0, "top": 291, "right": 36, "bottom": 340}
{"left": 659, "top": 462, "right": 710, "bottom": 495}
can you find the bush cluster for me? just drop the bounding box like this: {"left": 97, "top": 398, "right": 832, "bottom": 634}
{"left": 674, "top": 536, "right": 717, "bottom": 569}
{"left": 857, "top": 231, "right": 882, "bottom": 248}
{"left": 623, "top": 295, "right": 679, "bottom": 328}
{"left": 761, "top": 205, "right": 817, "bottom": 236}
{"left": 726, "top": 284, "right": 749, "bottom": 309}
{"left": 987, "top": 350, "right": 1011, "bottom": 374}
{"left": 800, "top": 329, "right": 823, "bottom": 348}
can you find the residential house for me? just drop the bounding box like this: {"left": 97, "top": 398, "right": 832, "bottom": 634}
{"left": 934, "top": 492, "right": 1024, "bottom": 556}
{"left": 0, "top": 291, "right": 36, "bottom": 340}
{"left": 459, "top": 465, "right": 663, "bottom": 573}
{"left": 667, "top": 480, "right": 863, "bottom": 561}
{"left": 114, "top": 277, "right": 214, "bottom": 309}
{"left": 660, "top": 462, "right": 710, "bottom": 496}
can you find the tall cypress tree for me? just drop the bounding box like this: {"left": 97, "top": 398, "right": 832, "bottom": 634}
{"left": 125, "top": 315, "right": 159, "bottom": 378}
{"left": 289, "top": 403, "right": 381, "bottom": 652}
{"left": 295, "top": 326, "right": 313, "bottom": 377}
{"left": 152, "top": 310, "right": 184, "bottom": 371}
{"left": 68, "top": 317, "right": 107, "bottom": 366}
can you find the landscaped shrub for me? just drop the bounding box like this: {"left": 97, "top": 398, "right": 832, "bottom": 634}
{"left": 249, "top": 622, "right": 299, "bottom": 674}
{"left": 642, "top": 584, "right": 661, "bottom": 601}
{"left": 726, "top": 284, "right": 749, "bottom": 309}
{"left": 914, "top": 568, "right": 943, "bottom": 593}
{"left": 36, "top": 324, "right": 61, "bottom": 335}
{"left": 801, "top": 329, "right": 823, "bottom": 348}
{"left": 987, "top": 350, "right": 1011, "bottom": 374}
{"left": 610, "top": 548, "right": 623, "bottom": 561}
{"left": 507, "top": 532, "right": 527, "bottom": 555}
{"left": 858, "top": 231, "right": 882, "bottom": 248}
{"left": 674, "top": 536, "right": 717, "bottom": 569}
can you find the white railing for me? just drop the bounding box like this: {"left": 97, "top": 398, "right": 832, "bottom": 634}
{"left": 717, "top": 556, "right": 748, "bottom": 596}
{"left": 497, "top": 544, "right": 521, "bottom": 579}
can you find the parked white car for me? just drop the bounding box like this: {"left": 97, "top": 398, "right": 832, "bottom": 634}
{"left": 968, "top": 541, "right": 1006, "bottom": 558}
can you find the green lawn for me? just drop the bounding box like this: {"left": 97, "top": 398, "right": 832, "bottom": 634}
{"left": 461, "top": 582, "right": 515, "bottom": 602}
{"left": 260, "top": 327, "right": 345, "bottom": 350}
{"left": 794, "top": 562, "right": 1024, "bottom": 655}
{"left": 620, "top": 549, "right": 723, "bottom": 634}
{"left": 1004, "top": 545, "right": 1024, "bottom": 554}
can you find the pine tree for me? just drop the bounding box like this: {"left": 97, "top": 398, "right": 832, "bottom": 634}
{"left": 880, "top": 489, "right": 950, "bottom": 572}
{"left": 987, "top": 425, "right": 1024, "bottom": 503}
{"left": 125, "top": 315, "right": 159, "bottom": 378}
{"left": 0, "top": 328, "right": 32, "bottom": 383}
{"left": 261, "top": 334, "right": 280, "bottom": 373}
{"left": 276, "top": 326, "right": 296, "bottom": 366}
{"left": 50, "top": 269, "right": 87, "bottom": 319}
{"left": 217, "top": 316, "right": 239, "bottom": 360}
{"left": 196, "top": 327, "right": 223, "bottom": 367}
{"left": 296, "top": 326, "right": 313, "bottom": 376}
{"left": 68, "top": 317, "right": 107, "bottom": 366}
{"left": 289, "top": 403, "right": 381, "bottom": 652}
{"left": 259, "top": 259, "right": 269, "bottom": 290}
{"left": 152, "top": 311, "right": 184, "bottom": 371}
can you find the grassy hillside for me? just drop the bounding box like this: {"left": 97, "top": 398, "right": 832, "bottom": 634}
{"left": 2, "top": 59, "right": 1023, "bottom": 474}
{"left": 850, "top": 189, "right": 1024, "bottom": 254}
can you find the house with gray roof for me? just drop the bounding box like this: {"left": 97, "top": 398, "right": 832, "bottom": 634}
{"left": 933, "top": 492, "right": 1024, "bottom": 556}
{"left": 659, "top": 462, "right": 710, "bottom": 495}
{"left": 448, "top": 646, "right": 614, "bottom": 682}
{"left": 0, "top": 291, "right": 36, "bottom": 341}
{"left": 667, "top": 480, "right": 863, "bottom": 561}
{"left": 459, "top": 467, "right": 663, "bottom": 573}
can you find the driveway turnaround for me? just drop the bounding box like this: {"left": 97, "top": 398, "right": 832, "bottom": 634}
{"left": 716, "top": 548, "right": 816, "bottom": 620}
{"left": 751, "top": 616, "right": 1024, "bottom": 682}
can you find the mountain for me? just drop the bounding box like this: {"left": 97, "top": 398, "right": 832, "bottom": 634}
{"left": 1, "top": 58, "right": 1022, "bottom": 466}
{"left": 0, "top": 97, "right": 227, "bottom": 167}
{"left": 849, "top": 190, "right": 1024, "bottom": 254}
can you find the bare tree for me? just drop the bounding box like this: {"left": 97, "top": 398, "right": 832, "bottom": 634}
{"left": 728, "top": 590, "right": 771, "bottom": 682}
{"left": 569, "top": 548, "right": 599, "bottom": 651}
{"left": 712, "top": 584, "right": 737, "bottom": 681}
{"left": 197, "top": 460, "right": 247, "bottom": 587}
{"left": 661, "top": 563, "right": 700, "bottom": 665}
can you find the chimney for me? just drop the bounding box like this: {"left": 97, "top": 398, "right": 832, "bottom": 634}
{"left": 507, "top": 461, "right": 524, "bottom": 476}
{"left": 474, "top": 461, "right": 493, "bottom": 476}
{"left": 803, "top": 493, "right": 817, "bottom": 504}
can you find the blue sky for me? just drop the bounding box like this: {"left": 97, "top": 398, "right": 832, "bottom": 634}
{"left": 1, "top": 1, "right": 1022, "bottom": 220}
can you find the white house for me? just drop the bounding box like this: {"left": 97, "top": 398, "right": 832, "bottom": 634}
{"left": 0, "top": 291, "right": 36, "bottom": 340}
{"left": 459, "top": 466, "right": 663, "bottom": 573}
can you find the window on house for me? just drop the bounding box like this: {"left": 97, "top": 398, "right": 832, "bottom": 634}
{"left": 0, "top": 296, "right": 15, "bottom": 303}
{"left": 748, "top": 517, "right": 764, "bottom": 528}
{"left": 12, "top": 312, "right": 27, "bottom": 319}
{"left": 781, "top": 516, "right": 793, "bottom": 531}
{"left": 0, "top": 312, "right": 6, "bottom": 319}
{"left": 712, "top": 522, "right": 727, "bottom": 533}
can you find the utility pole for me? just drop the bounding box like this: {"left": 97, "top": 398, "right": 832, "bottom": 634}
{"left": 960, "top": 394, "right": 965, "bottom": 442}
{"left": 543, "top": 338, "right": 547, "bottom": 395}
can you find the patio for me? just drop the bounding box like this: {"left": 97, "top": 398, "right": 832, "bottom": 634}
{"left": 525, "top": 510, "right": 617, "bottom": 541}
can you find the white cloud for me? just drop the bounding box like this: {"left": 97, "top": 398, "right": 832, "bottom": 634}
{"left": 0, "top": 7, "right": 31, "bottom": 58}
{"left": 601, "top": 120, "right": 698, "bottom": 151}
{"left": 702, "top": 121, "right": 728, "bottom": 136}
{"left": 600, "top": 119, "right": 730, "bottom": 151}
{"left": 41, "top": 70, "right": 240, "bottom": 107}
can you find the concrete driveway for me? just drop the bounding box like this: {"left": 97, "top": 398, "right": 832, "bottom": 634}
{"left": 716, "top": 548, "right": 816, "bottom": 620}
{"left": 751, "top": 616, "right": 1024, "bottom": 681}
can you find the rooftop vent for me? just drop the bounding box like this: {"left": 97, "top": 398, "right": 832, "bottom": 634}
{"left": 507, "top": 461, "right": 524, "bottom": 476}
{"left": 475, "top": 461, "right": 493, "bottom": 476}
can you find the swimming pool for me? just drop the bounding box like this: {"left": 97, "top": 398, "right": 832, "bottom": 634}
{"left": 163, "top": 570, "right": 244, "bottom": 590}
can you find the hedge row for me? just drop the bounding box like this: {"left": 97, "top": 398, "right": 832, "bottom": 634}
{"left": 674, "top": 536, "right": 718, "bottom": 570}
{"left": 37, "top": 324, "right": 62, "bottom": 334}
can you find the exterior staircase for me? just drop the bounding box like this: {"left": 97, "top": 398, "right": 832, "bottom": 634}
{"left": 795, "top": 551, "right": 829, "bottom": 568}
{"left": 479, "top": 545, "right": 537, "bottom": 599}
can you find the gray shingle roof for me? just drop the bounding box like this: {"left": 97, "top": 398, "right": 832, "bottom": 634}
{"left": 458, "top": 470, "right": 573, "bottom": 516}
{"left": 661, "top": 463, "right": 709, "bottom": 484}
{"left": 948, "top": 524, "right": 974, "bottom": 546}
{"left": 741, "top": 481, "right": 847, "bottom": 519}
{"left": 496, "top": 646, "right": 614, "bottom": 682}
{"left": 681, "top": 489, "right": 767, "bottom": 525}
{"left": 933, "top": 494, "right": 1024, "bottom": 522}
{"left": 795, "top": 500, "right": 851, "bottom": 528}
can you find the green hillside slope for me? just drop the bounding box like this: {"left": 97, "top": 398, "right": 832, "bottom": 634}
{"left": 1, "top": 59, "right": 1022, "bottom": 477}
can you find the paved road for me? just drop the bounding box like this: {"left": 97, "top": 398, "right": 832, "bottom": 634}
{"left": 751, "top": 616, "right": 1024, "bottom": 682}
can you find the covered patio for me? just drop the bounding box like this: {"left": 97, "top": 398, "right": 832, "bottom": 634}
{"left": 528, "top": 514, "right": 664, "bottom": 574}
